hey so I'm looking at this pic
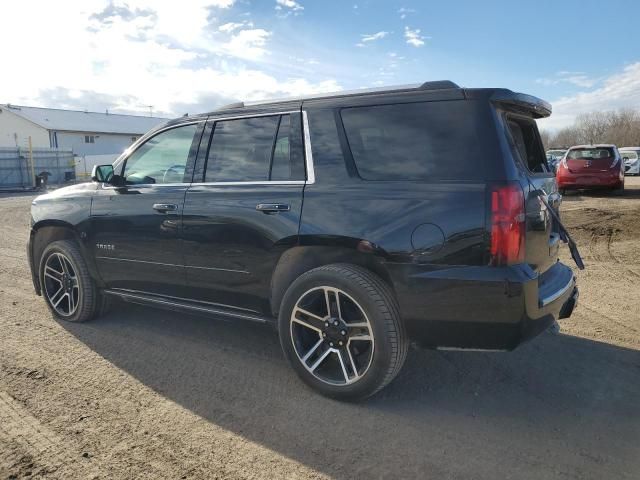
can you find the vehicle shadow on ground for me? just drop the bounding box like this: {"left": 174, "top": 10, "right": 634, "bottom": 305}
{"left": 59, "top": 303, "right": 640, "bottom": 478}
{"left": 562, "top": 182, "right": 640, "bottom": 201}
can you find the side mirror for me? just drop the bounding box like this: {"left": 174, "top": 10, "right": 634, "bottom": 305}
{"left": 91, "top": 164, "right": 115, "bottom": 183}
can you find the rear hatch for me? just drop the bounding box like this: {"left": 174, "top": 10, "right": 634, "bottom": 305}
{"left": 503, "top": 114, "right": 561, "bottom": 275}
{"left": 566, "top": 147, "right": 616, "bottom": 173}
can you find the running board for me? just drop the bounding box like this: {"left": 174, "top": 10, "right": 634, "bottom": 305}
{"left": 103, "top": 289, "right": 272, "bottom": 323}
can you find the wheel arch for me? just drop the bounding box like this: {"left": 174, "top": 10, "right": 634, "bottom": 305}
{"left": 270, "top": 239, "right": 394, "bottom": 319}
{"left": 30, "top": 221, "right": 91, "bottom": 295}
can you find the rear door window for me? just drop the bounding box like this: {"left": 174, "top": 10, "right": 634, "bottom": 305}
{"left": 205, "top": 116, "right": 278, "bottom": 182}
{"left": 506, "top": 118, "right": 549, "bottom": 173}
{"left": 340, "top": 101, "right": 484, "bottom": 181}
{"left": 204, "top": 114, "right": 304, "bottom": 182}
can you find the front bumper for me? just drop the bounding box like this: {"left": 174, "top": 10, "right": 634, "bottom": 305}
{"left": 388, "top": 261, "right": 578, "bottom": 350}
{"left": 27, "top": 231, "right": 42, "bottom": 296}
{"left": 624, "top": 162, "right": 640, "bottom": 175}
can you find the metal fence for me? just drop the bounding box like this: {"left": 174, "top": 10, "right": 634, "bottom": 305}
{"left": 0, "top": 147, "right": 75, "bottom": 189}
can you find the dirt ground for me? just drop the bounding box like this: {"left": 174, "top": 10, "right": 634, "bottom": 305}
{"left": 1, "top": 179, "right": 639, "bottom": 480}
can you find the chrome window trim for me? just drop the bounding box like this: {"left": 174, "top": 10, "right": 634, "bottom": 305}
{"left": 190, "top": 181, "right": 305, "bottom": 187}
{"left": 208, "top": 110, "right": 298, "bottom": 122}
{"left": 302, "top": 110, "right": 316, "bottom": 185}
{"left": 112, "top": 119, "right": 206, "bottom": 172}
{"left": 101, "top": 110, "right": 317, "bottom": 188}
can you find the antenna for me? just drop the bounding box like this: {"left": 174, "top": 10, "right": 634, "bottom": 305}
{"left": 138, "top": 104, "right": 154, "bottom": 117}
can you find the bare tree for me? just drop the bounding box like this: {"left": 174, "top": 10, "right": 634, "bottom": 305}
{"left": 542, "top": 108, "right": 640, "bottom": 149}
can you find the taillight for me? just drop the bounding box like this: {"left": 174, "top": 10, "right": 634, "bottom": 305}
{"left": 490, "top": 183, "right": 525, "bottom": 266}
{"left": 560, "top": 156, "right": 568, "bottom": 169}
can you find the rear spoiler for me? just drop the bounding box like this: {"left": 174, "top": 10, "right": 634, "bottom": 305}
{"left": 491, "top": 90, "right": 552, "bottom": 119}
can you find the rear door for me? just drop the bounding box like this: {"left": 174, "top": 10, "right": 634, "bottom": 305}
{"left": 182, "top": 110, "right": 306, "bottom": 315}
{"left": 504, "top": 115, "right": 561, "bottom": 274}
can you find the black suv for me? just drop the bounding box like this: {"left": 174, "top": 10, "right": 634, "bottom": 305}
{"left": 28, "top": 81, "right": 579, "bottom": 400}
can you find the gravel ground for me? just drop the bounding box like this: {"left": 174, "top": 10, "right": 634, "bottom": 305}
{"left": 1, "top": 179, "right": 639, "bottom": 479}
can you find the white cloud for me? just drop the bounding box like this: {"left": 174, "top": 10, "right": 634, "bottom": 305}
{"left": 361, "top": 31, "right": 389, "bottom": 42}
{"left": 210, "top": 0, "right": 236, "bottom": 7}
{"left": 275, "top": 0, "right": 304, "bottom": 12}
{"left": 218, "top": 21, "right": 253, "bottom": 33}
{"left": 398, "top": 7, "right": 415, "bottom": 19}
{"left": 0, "top": 1, "right": 339, "bottom": 117}
{"left": 222, "top": 28, "right": 272, "bottom": 60}
{"left": 404, "top": 26, "right": 427, "bottom": 47}
{"left": 536, "top": 71, "right": 597, "bottom": 89}
{"left": 538, "top": 62, "right": 640, "bottom": 130}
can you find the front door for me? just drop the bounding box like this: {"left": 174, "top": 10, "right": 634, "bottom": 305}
{"left": 90, "top": 121, "right": 203, "bottom": 296}
{"left": 182, "top": 111, "right": 306, "bottom": 315}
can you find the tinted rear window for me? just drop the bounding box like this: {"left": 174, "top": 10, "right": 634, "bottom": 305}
{"left": 340, "top": 101, "right": 484, "bottom": 181}
{"left": 506, "top": 117, "right": 548, "bottom": 173}
{"left": 567, "top": 148, "right": 614, "bottom": 160}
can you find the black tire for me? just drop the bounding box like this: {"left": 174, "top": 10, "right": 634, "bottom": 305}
{"left": 278, "top": 263, "right": 407, "bottom": 401}
{"left": 39, "top": 239, "right": 105, "bottom": 322}
{"left": 611, "top": 183, "right": 625, "bottom": 196}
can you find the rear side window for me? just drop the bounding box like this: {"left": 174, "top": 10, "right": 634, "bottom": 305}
{"left": 506, "top": 118, "right": 548, "bottom": 173}
{"left": 340, "top": 101, "right": 484, "bottom": 181}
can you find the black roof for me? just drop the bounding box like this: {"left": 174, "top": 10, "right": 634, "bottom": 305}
{"left": 163, "top": 80, "right": 551, "bottom": 127}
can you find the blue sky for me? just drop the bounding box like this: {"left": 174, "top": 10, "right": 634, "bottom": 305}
{"left": 2, "top": 0, "right": 639, "bottom": 130}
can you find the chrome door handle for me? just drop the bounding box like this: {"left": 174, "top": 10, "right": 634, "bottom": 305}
{"left": 256, "top": 203, "right": 290, "bottom": 214}
{"left": 153, "top": 203, "right": 178, "bottom": 213}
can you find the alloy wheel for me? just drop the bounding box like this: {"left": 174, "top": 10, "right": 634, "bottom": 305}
{"left": 290, "top": 286, "right": 374, "bottom": 386}
{"left": 43, "top": 252, "right": 80, "bottom": 317}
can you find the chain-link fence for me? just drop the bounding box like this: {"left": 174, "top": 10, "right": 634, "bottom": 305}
{"left": 0, "top": 147, "right": 75, "bottom": 189}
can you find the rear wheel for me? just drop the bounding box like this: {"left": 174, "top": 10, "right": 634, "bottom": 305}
{"left": 39, "top": 240, "right": 106, "bottom": 322}
{"left": 611, "top": 181, "right": 625, "bottom": 196}
{"left": 278, "top": 264, "right": 407, "bottom": 401}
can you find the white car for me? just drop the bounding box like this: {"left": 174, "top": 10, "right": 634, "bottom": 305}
{"left": 620, "top": 147, "right": 640, "bottom": 175}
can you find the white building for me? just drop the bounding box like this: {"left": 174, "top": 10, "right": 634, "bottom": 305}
{"left": 0, "top": 104, "right": 167, "bottom": 155}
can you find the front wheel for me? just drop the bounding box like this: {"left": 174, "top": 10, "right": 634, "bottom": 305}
{"left": 278, "top": 264, "right": 407, "bottom": 401}
{"left": 39, "top": 240, "right": 106, "bottom": 322}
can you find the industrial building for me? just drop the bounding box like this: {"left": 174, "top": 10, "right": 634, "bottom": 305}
{"left": 0, "top": 104, "right": 167, "bottom": 155}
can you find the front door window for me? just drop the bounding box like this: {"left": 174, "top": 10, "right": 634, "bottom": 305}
{"left": 123, "top": 124, "right": 198, "bottom": 184}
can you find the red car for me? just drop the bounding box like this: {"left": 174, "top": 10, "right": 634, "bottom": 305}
{"left": 556, "top": 144, "right": 624, "bottom": 194}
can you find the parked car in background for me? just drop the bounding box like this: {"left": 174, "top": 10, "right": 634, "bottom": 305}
{"left": 546, "top": 149, "right": 567, "bottom": 173}
{"left": 619, "top": 147, "right": 640, "bottom": 175}
{"left": 28, "top": 81, "right": 580, "bottom": 400}
{"left": 556, "top": 144, "right": 624, "bottom": 194}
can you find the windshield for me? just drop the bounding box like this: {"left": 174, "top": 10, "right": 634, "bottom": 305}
{"left": 567, "top": 148, "right": 614, "bottom": 160}
{"left": 620, "top": 151, "right": 638, "bottom": 160}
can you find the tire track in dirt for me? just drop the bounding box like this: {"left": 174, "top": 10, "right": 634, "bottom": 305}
{"left": 0, "top": 391, "right": 103, "bottom": 479}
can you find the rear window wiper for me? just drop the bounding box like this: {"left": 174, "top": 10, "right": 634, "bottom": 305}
{"left": 538, "top": 194, "right": 585, "bottom": 270}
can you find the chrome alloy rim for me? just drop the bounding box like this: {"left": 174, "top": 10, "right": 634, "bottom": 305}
{"left": 290, "top": 286, "right": 374, "bottom": 386}
{"left": 43, "top": 252, "right": 80, "bottom": 317}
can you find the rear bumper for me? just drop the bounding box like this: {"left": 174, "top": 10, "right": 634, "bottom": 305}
{"left": 557, "top": 169, "right": 622, "bottom": 189}
{"left": 388, "top": 261, "right": 578, "bottom": 350}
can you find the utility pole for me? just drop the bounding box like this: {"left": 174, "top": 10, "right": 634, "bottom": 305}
{"left": 28, "top": 136, "right": 36, "bottom": 188}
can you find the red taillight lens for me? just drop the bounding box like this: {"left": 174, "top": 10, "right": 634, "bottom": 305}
{"left": 490, "top": 183, "right": 525, "bottom": 266}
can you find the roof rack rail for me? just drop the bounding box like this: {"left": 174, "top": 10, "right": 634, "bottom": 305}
{"left": 419, "top": 80, "right": 460, "bottom": 90}
{"left": 218, "top": 101, "right": 245, "bottom": 110}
